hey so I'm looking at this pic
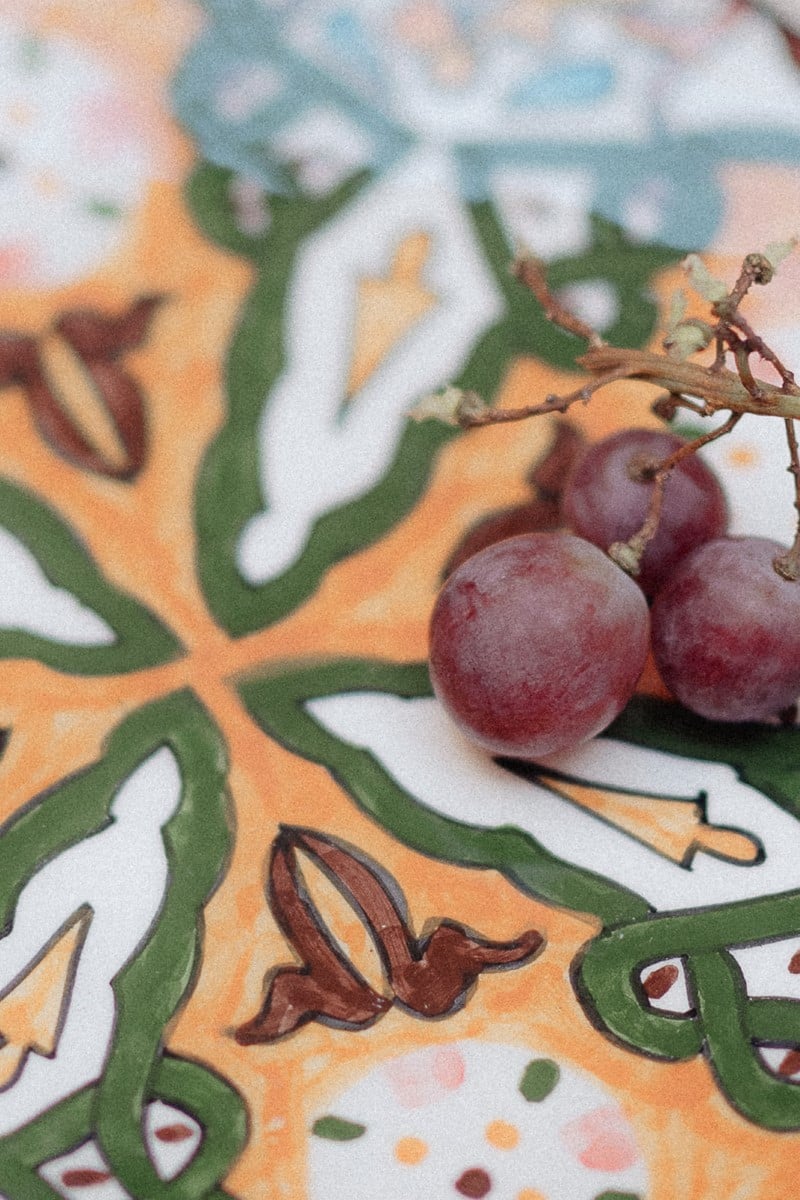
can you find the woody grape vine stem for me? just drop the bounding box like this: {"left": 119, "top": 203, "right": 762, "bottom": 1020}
{"left": 606, "top": 412, "right": 743, "bottom": 576}
{"left": 452, "top": 247, "right": 800, "bottom": 580}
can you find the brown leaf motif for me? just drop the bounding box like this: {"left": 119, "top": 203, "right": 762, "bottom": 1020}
{"left": 0, "top": 296, "right": 163, "bottom": 480}
{"left": 235, "top": 827, "right": 543, "bottom": 1045}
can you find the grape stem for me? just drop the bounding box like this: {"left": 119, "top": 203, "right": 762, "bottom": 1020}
{"left": 512, "top": 257, "right": 606, "bottom": 348}
{"left": 462, "top": 343, "right": 800, "bottom": 426}
{"left": 608, "top": 413, "right": 742, "bottom": 576}
{"left": 459, "top": 250, "right": 800, "bottom": 580}
{"left": 775, "top": 419, "right": 800, "bottom": 580}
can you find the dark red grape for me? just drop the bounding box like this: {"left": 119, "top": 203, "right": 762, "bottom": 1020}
{"left": 651, "top": 536, "right": 800, "bottom": 722}
{"left": 444, "top": 422, "right": 586, "bottom": 576}
{"left": 444, "top": 498, "right": 563, "bottom": 576}
{"left": 562, "top": 428, "right": 728, "bottom": 596}
{"left": 429, "top": 532, "right": 649, "bottom": 759}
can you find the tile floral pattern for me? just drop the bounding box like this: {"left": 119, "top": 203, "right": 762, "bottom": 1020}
{"left": 3, "top": 2, "right": 800, "bottom": 1198}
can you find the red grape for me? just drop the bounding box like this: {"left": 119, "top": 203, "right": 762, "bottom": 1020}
{"left": 444, "top": 422, "right": 586, "bottom": 575}
{"left": 562, "top": 429, "right": 728, "bottom": 596}
{"left": 651, "top": 536, "right": 800, "bottom": 722}
{"left": 444, "top": 498, "right": 562, "bottom": 576}
{"left": 429, "top": 531, "right": 650, "bottom": 759}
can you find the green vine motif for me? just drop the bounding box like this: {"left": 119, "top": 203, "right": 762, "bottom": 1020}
{"left": 0, "top": 692, "right": 246, "bottom": 1197}
{"left": 571, "top": 697, "right": 800, "bottom": 1131}
{"left": 239, "top": 659, "right": 800, "bottom": 1130}
{"left": 0, "top": 1060, "right": 243, "bottom": 1199}
{"left": 577, "top": 890, "right": 800, "bottom": 1130}
{"left": 0, "top": 479, "right": 180, "bottom": 675}
{"left": 0, "top": 164, "right": 682, "bottom": 1189}
{"left": 470, "top": 209, "right": 681, "bottom": 373}
{"left": 188, "top": 162, "right": 682, "bottom": 638}
{"left": 237, "top": 658, "right": 650, "bottom": 930}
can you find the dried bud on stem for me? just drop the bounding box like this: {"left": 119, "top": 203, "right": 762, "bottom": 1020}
{"left": 430, "top": 242, "right": 800, "bottom": 580}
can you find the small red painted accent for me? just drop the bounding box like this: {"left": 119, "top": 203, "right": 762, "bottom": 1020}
{"left": 155, "top": 1122, "right": 194, "bottom": 1142}
{"left": 780, "top": 25, "right": 800, "bottom": 69}
{"left": 787, "top": 948, "right": 800, "bottom": 974}
{"left": 643, "top": 963, "right": 679, "bottom": 1000}
{"left": 61, "top": 1169, "right": 112, "bottom": 1187}
{"left": 777, "top": 1048, "right": 800, "bottom": 1077}
{"left": 455, "top": 1167, "right": 492, "bottom": 1197}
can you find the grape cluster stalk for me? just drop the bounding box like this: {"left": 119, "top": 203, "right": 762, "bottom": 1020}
{"left": 425, "top": 246, "right": 800, "bottom": 755}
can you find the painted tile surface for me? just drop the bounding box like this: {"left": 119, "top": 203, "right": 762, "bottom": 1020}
{"left": 2, "top": 2, "right": 800, "bottom": 1197}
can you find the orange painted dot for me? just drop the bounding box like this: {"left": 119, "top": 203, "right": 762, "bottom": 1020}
{"left": 516, "top": 1190, "right": 547, "bottom": 1200}
{"left": 485, "top": 1119, "right": 520, "bottom": 1150}
{"left": 725, "top": 444, "right": 759, "bottom": 469}
{"left": 34, "top": 171, "right": 63, "bottom": 197}
{"left": 394, "top": 1136, "right": 429, "bottom": 1165}
{"left": 7, "top": 101, "right": 34, "bottom": 127}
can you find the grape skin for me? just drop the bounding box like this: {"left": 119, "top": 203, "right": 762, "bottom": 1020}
{"left": 562, "top": 429, "right": 728, "bottom": 597}
{"left": 444, "top": 497, "right": 562, "bottom": 576}
{"left": 651, "top": 536, "right": 800, "bottom": 722}
{"left": 429, "top": 532, "right": 650, "bottom": 759}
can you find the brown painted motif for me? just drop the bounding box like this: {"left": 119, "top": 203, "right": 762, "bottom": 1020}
{"left": 235, "top": 828, "right": 543, "bottom": 1044}
{"left": 0, "top": 296, "right": 163, "bottom": 480}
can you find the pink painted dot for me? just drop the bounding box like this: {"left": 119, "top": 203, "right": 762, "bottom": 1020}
{"left": 0, "top": 242, "right": 33, "bottom": 285}
{"left": 560, "top": 1104, "right": 640, "bottom": 1172}
{"left": 386, "top": 1046, "right": 466, "bottom": 1109}
{"left": 433, "top": 1046, "right": 466, "bottom": 1090}
{"left": 76, "top": 90, "right": 146, "bottom": 157}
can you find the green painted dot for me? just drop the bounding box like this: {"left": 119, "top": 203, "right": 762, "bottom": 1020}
{"left": 311, "top": 1115, "right": 367, "bottom": 1141}
{"left": 86, "top": 200, "right": 123, "bottom": 219}
{"left": 20, "top": 35, "right": 45, "bottom": 71}
{"left": 594, "top": 1192, "right": 642, "bottom": 1200}
{"left": 519, "top": 1058, "right": 560, "bottom": 1102}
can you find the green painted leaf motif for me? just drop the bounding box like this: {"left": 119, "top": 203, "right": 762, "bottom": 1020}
{"left": 519, "top": 1058, "right": 560, "bottom": 1103}
{"left": 312, "top": 1115, "right": 367, "bottom": 1141}
{"left": 189, "top": 162, "right": 462, "bottom": 637}
{"left": 0, "top": 478, "right": 180, "bottom": 674}
{"left": 609, "top": 695, "right": 800, "bottom": 824}
{"left": 236, "top": 657, "right": 649, "bottom": 928}
{"left": 571, "top": 698, "right": 800, "bottom": 1131}
{"left": 0, "top": 691, "right": 245, "bottom": 1198}
{"left": 239, "top": 662, "right": 800, "bottom": 1131}
{"left": 469, "top": 210, "right": 683, "bottom": 372}
{"left": 577, "top": 874, "right": 800, "bottom": 1130}
{"left": 189, "top": 160, "right": 682, "bottom": 638}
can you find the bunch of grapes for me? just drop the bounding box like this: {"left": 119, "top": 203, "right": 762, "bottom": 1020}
{"left": 429, "top": 427, "right": 800, "bottom": 760}
{"left": 423, "top": 245, "right": 800, "bottom": 761}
